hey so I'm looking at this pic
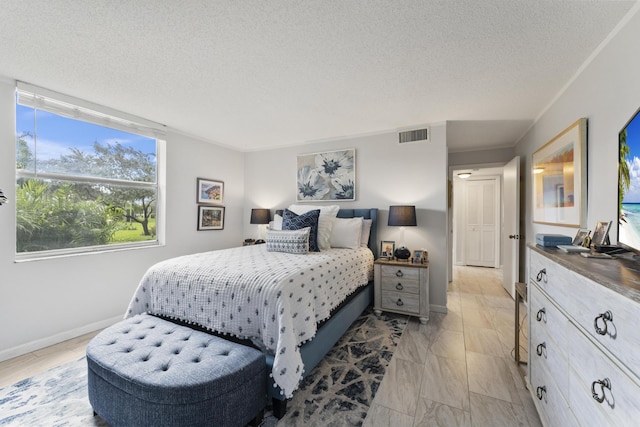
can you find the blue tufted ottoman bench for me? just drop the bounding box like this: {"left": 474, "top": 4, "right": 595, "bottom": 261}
{"left": 86, "top": 313, "right": 266, "bottom": 427}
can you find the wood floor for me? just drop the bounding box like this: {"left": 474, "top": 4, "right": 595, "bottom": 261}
{"left": 364, "top": 265, "right": 541, "bottom": 427}
{"left": 0, "top": 265, "right": 541, "bottom": 426}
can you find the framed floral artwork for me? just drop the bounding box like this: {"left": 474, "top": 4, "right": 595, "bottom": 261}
{"left": 296, "top": 149, "right": 355, "bottom": 201}
{"left": 198, "top": 206, "right": 225, "bottom": 230}
{"left": 197, "top": 178, "right": 223, "bottom": 204}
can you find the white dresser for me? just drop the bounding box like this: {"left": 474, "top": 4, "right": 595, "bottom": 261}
{"left": 528, "top": 246, "right": 640, "bottom": 426}
{"left": 373, "top": 259, "right": 429, "bottom": 324}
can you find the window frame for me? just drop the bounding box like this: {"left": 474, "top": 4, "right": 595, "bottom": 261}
{"left": 15, "top": 82, "right": 166, "bottom": 261}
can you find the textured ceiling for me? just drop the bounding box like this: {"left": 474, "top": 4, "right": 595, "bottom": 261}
{"left": 0, "top": 1, "right": 637, "bottom": 152}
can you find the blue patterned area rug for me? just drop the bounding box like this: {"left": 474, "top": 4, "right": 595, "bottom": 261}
{"left": 0, "top": 309, "right": 406, "bottom": 427}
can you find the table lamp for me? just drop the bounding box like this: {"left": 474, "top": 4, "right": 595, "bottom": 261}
{"left": 250, "top": 208, "right": 271, "bottom": 242}
{"left": 388, "top": 205, "right": 417, "bottom": 261}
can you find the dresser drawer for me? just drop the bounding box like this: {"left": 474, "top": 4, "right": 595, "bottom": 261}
{"left": 381, "top": 290, "right": 420, "bottom": 314}
{"left": 380, "top": 265, "right": 421, "bottom": 281}
{"left": 380, "top": 277, "right": 420, "bottom": 294}
{"left": 530, "top": 317, "right": 570, "bottom": 397}
{"left": 530, "top": 284, "right": 568, "bottom": 348}
{"left": 562, "top": 271, "right": 640, "bottom": 375}
{"left": 529, "top": 251, "right": 572, "bottom": 310}
{"left": 567, "top": 325, "right": 640, "bottom": 427}
{"left": 530, "top": 361, "right": 578, "bottom": 427}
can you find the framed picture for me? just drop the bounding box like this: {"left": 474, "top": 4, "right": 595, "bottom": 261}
{"left": 532, "top": 118, "right": 587, "bottom": 227}
{"left": 296, "top": 148, "right": 355, "bottom": 201}
{"left": 197, "top": 178, "right": 224, "bottom": 204}
{"left": 572, "top": 229, "right": 590, "bottom": 246}
{"left": 380, "top": 240, "right": 395, "bottom": 259}
{"left": 591, "top": 221, "right": 612, "bottom": 246}
{"left": 198, "top": 206, "right": 225, "bottom": 230}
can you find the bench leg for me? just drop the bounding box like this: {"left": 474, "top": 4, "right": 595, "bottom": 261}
{"left": 272, "top": 398, "right": 288, "bottom": 419}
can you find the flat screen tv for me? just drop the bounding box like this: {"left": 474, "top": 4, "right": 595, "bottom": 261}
{"left": 618, "top": 106, "right": 640, "bottom": 253}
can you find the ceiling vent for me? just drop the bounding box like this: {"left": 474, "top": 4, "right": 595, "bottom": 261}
{"left": 398, "top": 127, "right": 429, "bottom": 144}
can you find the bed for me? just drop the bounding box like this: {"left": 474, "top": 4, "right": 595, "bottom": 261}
{"left": 125, "top": 208, "right": 378, "bottom": 416}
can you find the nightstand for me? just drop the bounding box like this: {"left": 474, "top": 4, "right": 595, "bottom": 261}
{"left": 373, "top": 259, "right": 429, "bottom": 324}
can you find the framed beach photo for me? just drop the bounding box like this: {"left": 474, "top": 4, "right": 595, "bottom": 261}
{"left": 197, "top": 178, "right": 224, "bottom": 204}
{"left": 198, "top": 206, "right": 225, "bottom": 230}
{"left": 380, "top": 240, "right": 395, "bottom": 259}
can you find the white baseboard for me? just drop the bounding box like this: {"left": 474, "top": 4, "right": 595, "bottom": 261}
{"left": 430, "top": 304, "right": 448, "bottom": 314}
{"left": 0, "top": 315, "right": 122, "bottom": 362}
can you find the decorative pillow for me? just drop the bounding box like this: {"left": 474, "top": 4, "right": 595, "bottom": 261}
{"left": 360, "top": 219, "right": 373, "bottom": 247}
{"left": 282, "top": 209, "right": 320, "bottom": 252}
{"left": 266, "top": 227, "right": 310, "bottom": 254}
{"left": 329, "top": 217, "right": 363, "bottom": 249}
{"left": 287, "top": 204, "right": 339, "bottom": 250}
{"left": 270, "top": 213, "right": 283, "bottom": 230}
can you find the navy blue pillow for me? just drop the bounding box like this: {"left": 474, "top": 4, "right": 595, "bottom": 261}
{"left": 282, "top": 209, "right": 320, "bottom": 252}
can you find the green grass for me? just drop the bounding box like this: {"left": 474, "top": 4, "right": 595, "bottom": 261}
{"left": 110, "top": 219, "right": 156, "bottom": 243}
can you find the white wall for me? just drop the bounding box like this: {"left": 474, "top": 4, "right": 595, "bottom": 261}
{"left": 515, "top": 7, "right": 640, "bottom": 272}
{"left": 243, "top": 125, "right": 450, "bottom": 313}
{"left": 0, "top": 79, "right": 245, "bottom": 360}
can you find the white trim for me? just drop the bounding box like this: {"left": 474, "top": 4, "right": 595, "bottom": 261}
{"left": 0, "top": 315, "right": 122, "bottom": 362}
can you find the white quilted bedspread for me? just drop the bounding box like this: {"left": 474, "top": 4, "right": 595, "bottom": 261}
{"left": 125, "top": 244, "right": 373, "bottom": 397}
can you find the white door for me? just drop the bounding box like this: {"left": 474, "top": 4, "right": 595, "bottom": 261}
{"left": 502, "top": 156, "right": 520, "bottom": 299}
{"left": 465, "top": 178, "right": 499, "bottom": 267}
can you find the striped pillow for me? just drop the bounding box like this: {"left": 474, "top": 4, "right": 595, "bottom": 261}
{"left": 266, "top": 227, "right": 310, "bottom": 254}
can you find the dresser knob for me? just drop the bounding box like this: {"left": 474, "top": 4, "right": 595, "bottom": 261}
{"left": 536, "top": 268, "right": 547, "bottom": 283}
{"left": 396, "top": 283, "right": 403, "bottom": 290}
{"left": 536, "top": 342, "right": 546, "bottom": 357}
{"left": 592, "top": 378, "right": 611, "bottom": 404}
{"left": 396, "top": 299, "right": 404, "bottom": 307}
{"left": 536, "top": 386, "right": 547, "bottom": 401}
{"left": 395, "top": 270, "right": 404, "bottom": 277}
{"left": 594, "top": 310, "right": 613, "bottom": 335}
{"left": 536, "top": 308, "right": 546, "bottom": 322}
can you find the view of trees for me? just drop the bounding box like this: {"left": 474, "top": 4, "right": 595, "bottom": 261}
{"left": 16, "top": 133, "right": 157, "bottom": 252}
{"left": 620, "top": 128, "right": 630, "bottom": 223}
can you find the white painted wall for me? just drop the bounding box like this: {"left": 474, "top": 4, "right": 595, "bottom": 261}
{"left": 0, "top": 79, "right": 245, "bottom": 360}
{"left": 515, "top": 7, "right": 640, "bottom": 273}
{"left": 243, "top": 125, "right": 450, "bottom": 313}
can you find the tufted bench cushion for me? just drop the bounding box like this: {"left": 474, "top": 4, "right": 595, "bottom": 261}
{"left": 86, "top": 313, "right": 266, "bottom": 427}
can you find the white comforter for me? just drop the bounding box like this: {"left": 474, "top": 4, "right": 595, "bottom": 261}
{"left": 125, "top": 244, "right": 373, "bottom": 397}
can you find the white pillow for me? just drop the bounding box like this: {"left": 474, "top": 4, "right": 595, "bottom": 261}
{"left": 287, "top": 204, "right": 339, "bottom": 250}
{"left": 360, "top": 219, "right": 373, "bottom": 247}
{"left": 329, "top": 217, "right": 363, "bottom": 249}
{"left": 271, "top": 213, "right": 283, "bottom": 230}
{"left": 266, "top": 227, "right": 310, "bottom": 254}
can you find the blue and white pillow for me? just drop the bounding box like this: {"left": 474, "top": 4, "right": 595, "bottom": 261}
{"left": 266, "top": 227, "right": 310, "bottom": 254}
{"left": 282, "top": 209, "right": 320, "bottom": 252}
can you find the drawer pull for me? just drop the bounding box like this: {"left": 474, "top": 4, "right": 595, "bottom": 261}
{"left": 395, "top": 270, "right": 404, "bottom": 277}
{"left": 536, "top": 268, "right": 547, "bottom": 283}
{"left": 536, "top": 308, "right": 546, "bottom": 322}
{"left": 396, "top": 299, "right": 404, "bottom": 307}
{"left": 536, "top": 342, "right": 546, "bottom": 357}
{"left": 536, "top": 386, "right": 547, "bottom": 401}
{"left": 591, "top": 378, "right": 611, "bottom": 404}
{"left": 395, "top": 283, "right": 404, "bottom": 291}
{"left": 594, "top": 310, "right": 613, "bottom": 335}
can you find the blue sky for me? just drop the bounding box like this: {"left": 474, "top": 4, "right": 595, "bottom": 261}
{"left": 623, "top": 109, "right": 640, "bottom": 203}
{"left": 16, "top": 104, "right": 156, "bottom": 162}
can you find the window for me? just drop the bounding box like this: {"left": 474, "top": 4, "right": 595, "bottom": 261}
{"left": 15, "top": 83, "right": 165, "bottom": 257}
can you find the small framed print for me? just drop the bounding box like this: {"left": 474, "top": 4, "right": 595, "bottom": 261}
{"left": 197, "top": 178, "right": 224, "bottom": 204}
{"left": 198, "top": 206, "right": 225, "bottom": 230}
{"left": 572, "top": 229, "right": 591, "bottom": 246}
{"left": 413, "top": 248, "right": 428, "bottom": 264}
{"left": 591, "top": 221, "right": 612, "bottom": 246}
{"left": 380, "top": 240, "right": 395, "bottom": 259}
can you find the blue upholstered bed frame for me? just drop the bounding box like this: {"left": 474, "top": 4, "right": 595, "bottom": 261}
{"left": 267, "top": 208, "right": 378, "bottom": 414}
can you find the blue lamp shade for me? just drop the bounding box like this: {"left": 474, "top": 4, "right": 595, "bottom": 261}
{"left": 388, "top": 205, "right": 417, "bottom": 227}
{"left": 250, "top": 208, "right": 271, "bottom": 224}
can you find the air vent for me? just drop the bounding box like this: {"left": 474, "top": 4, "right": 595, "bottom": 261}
{"left": 398, "top": 128, "right": 429, "bottom": 144}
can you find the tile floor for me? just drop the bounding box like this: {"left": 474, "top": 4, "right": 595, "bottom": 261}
{"left": 363, "top": 265, "right": 541, "bottom": 427}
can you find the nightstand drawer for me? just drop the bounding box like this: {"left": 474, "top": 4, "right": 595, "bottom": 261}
{"left": 380, "top": 278, "right": 420, "bottom": 294}
{"left": 380, "top": 265, "right": 420, "bottom": 281}
{"left": 381, "top": 290, "right": 420, "bottom": 314}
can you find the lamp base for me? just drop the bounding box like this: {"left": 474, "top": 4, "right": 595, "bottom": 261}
{"left": 394, "top": 247, "right": 411, "bottom": 261}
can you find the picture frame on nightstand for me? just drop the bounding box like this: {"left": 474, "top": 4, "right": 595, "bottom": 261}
{"left": 380, "top": 240, "right": 395, "bottom": 259}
